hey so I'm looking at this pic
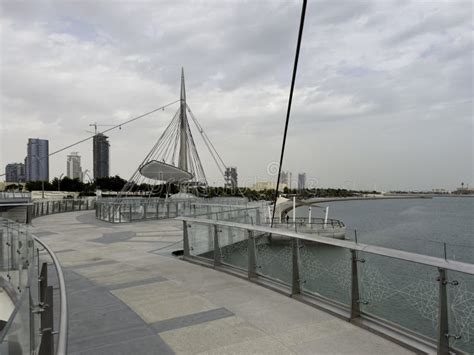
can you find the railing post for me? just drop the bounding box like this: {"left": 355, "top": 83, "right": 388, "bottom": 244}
{"left": 129, "top": 205, "right": 132, "bottom": 221}
{"left": 166, "top": 203, "right": 170, "bottom": 218}
{"left": 183, "top": 221, "right": 190, "bottom": 258}
{"left": 350, "top": 249, "right": 362, "bottom": 319}
{"left": 0, "top": 229, "right": 3, "bottom": 270}
{"left": 291, "top": 238, "right": 301, "bottom": 295}
{"left": 437, "top": 268, "right": 450, "bottom": 355}
{"left": 39, "top": 285, "right": 54, "bottom": 355}
{"left": 143, "top": 204, "right": 147, "bottom": 220}
{"left": 38, "top": 262, "right": 54, "bottom": 355}
{"left": 213, "top": 225, "right": 221, "bottom": 267}
{"left": 247, "top": 230, "right": 257, "bottom": 279}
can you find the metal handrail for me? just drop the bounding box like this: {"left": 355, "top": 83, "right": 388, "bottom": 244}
{"left": 33, "top": 237, "right": 68, "bottom": 355}
{"left": 188, "top": 206, "right": 260, "bottom": 219}
{"left": 266, "top": 217, "right": 346, "bottom": 228}
{"left": 177, "top": 216, "right": 474, "bottom": 275}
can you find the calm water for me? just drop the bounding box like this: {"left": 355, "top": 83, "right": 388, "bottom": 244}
{"left": 295, "top": 196, "right": 474, "bottom": 262}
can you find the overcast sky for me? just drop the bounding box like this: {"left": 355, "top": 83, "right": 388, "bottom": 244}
{"left": 1, "top": 0, "right": 472, "bottom": 191}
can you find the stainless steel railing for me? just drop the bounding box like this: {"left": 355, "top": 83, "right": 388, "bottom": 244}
{"left": 32, "top": 198, "right": 96, "bottom": 219}
{"left": 0, "top": 192, "right": 32, "bottom": 200}
{"left": 0, "top": 218, "right": 68, "bottom": 355}
{"left": 33, "top": 237, "right": 68, "bottom": 355}
{"left": 178, "top": 216, "right": 474, "bottom": 354}
{"left": 95, "top": 199, "right": 266, "bottom": 224}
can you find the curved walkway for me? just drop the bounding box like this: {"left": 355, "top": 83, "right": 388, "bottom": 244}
{"left": 31, "top": 211, "right": 412, "bottom": 355}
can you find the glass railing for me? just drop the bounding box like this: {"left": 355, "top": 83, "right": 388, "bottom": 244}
{"left": 32, "top": 198, "right": 96, "bottom": 218}
{"left": 178, "top": 217, "right": 474, "bottom": 354}
{"left": 0, "top": 192, "right": 31, "bottom": 200}
{"left": 0, "top": 218, "right": 68, "bottom": 354}
{"left": 95, "top": 199, "right": 267, "bottom": 224}
{"left": 96, "top": 199, "right": 193, "bottom": 223}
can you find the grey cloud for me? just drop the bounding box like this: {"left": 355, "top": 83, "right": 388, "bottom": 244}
{"left": 386, "top": 4, "right": 472, "bottom": 45}
{"left": 1, "top": 0, "right": 472, "bottom": 190}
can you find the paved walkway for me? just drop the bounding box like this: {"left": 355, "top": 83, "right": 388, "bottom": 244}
{"left": 31, "top": 211, "right": 412, "bottom": 355}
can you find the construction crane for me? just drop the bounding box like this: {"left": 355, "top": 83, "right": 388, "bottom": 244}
{"left": 89, "top": 122, "right": 121, "bottom": 135}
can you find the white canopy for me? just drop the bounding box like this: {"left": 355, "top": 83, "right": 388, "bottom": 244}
{"left": 139, "top": 160, "right": 193, "bottom": 182}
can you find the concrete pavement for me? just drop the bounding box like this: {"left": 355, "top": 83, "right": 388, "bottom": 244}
{"left": 31, "top": 211, "right": 412, "bottom": 354}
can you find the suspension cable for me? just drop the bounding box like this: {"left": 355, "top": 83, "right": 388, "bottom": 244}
{"left": 271, "top": 0, "right": 307, "bottom": 227}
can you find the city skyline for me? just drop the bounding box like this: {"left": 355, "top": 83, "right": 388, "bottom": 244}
{"left": 0, "top": 1, "right": 472, "bottom": 190}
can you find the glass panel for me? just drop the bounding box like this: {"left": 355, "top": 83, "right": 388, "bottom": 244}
{"left": 300, "top": 240, "right": 351, "bottom": 306}
{"left": 187, "top": 222, "right": 214, "bottom": 260}
{"left": 447, "top": 270, "right": 474, "bottom": 354}
{"left": 0, "top": 292, "right": 31, "bottom": 352}
{"left": 254, "top": 233, "right": 292, "bottom": 286}
{"left": 29, "top": 248, "right": 40, "bottom": 351}
{"left": 218, "top": 226, "right": 248, "bottom": 270}
{"left": 358, "top": 252, "right": 438, "bottom": 341}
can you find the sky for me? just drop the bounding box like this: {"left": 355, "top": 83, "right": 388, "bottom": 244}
{"left": 0, "top": 0, "right": 472, "bottom": 191}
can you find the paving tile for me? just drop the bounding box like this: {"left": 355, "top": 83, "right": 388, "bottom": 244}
{"left": 151, "top": 307, "right": 234, "bottom": 333}
{"left": 273, "top": 318, "right": 354, "bottom": 347}
{"left": 70, "top": 260, "right": 118, "bottom": 269}
{"left": 107, "top": 276, "right": 167, "bottom": 290}
{"left": 289, "top": 327, "right": 413, "bottom": 354}
{"left": 112, "top": 280, "right": 192, "bottom": 303}
{"left": 70, "top": 334, "right": 173, "bottom": 355}
{"left": 34, "top": 230, "right": 58, "bottom": 237}
{"left": 91, "top": 231, "right": 136, "bottom": 244}
{"left": 159, "top": 316, "right": 266, "bottom": 354}
{"left": 126, "top": 294, "right": 218, "bottom": 323}
{"left": 198, "top": 335, "right": 295, "bottom": 355}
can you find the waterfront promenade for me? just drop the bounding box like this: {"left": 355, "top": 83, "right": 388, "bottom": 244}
{"left": 31, "top": 211, "right": 412, "bottom": 354}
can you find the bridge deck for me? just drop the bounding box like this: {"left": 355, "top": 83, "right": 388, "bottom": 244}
{"left": 32, "top": 211, "right": 412, "bottom": 354}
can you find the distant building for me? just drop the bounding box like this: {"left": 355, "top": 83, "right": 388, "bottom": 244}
{"left": 5, "top": 163, "right": 26, "bottom": 183}
{"left": 26, "top": 138, "right": 49, "bottom": 181}
{"left": 67, "top": 152, "right": 83, "bottom": 181}
{"left": 93, "top": 133, "right": 109, "bottom": 179}
{"left": 298, "top": 173, "right": 306, "bottom": 190}
{"left": 224, "top": 167, "right": 238, "bottom": 189}
{"left": 280, "top": 171, "right": 288, "bottom": 185}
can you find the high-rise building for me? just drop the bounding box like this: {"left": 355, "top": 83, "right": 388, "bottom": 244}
{"left": 5, "top": 163, "right": 26, "bottom": 183}
{"left": 26, "top": 138, "right": 49, "bottom": 181}
{"left": 67, "top": 152, "right": 83, "bottom": 181}
{"left": 298, "top": 173, "right": 306, "bottom": 190}
{"left": 224, "top": 167, "right": 238, "bottom": 189}
{"left": 280, "top": 171, "right": 288, "bottom": 185}
{"left": 93, "top": 133, "right": 109, "bottom": 179}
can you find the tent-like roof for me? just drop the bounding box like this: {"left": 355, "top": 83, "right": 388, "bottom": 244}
{"left": 139, "top": 160, "right": 193, "bottom": 182}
